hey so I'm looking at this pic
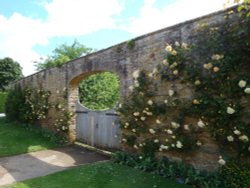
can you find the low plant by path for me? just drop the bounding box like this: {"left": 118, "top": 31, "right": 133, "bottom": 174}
{"left": 5, "top": 162, "right": 189, "bottom": 188}
{"left": 0, "top": 92, "right": 7, "bottom": 113}
{"left": 0, "top": 117, "right": 65, "bottom": 157}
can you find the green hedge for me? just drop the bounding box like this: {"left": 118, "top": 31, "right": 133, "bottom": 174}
{"left": 0, "top": 92, "right": 7, "bottom": 113}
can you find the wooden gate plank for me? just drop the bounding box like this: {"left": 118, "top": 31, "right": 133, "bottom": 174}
{"left": 76, "top": 101, "right": 120, "bottom": 150}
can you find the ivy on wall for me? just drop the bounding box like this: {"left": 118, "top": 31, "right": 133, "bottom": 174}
{"left": 117, "top": 12, "right": 250, "bottom": 162}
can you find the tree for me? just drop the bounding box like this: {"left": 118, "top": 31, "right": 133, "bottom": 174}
{"left": 79, "top": 72, "right": 120, "bottom": 110}
{"left": 0, "top": 57, "right": 23, "bottom": 91}
{"left": 34, "top": 40, "right": 93, "bottom": 70}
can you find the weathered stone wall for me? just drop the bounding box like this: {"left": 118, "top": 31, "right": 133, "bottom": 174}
{"left": 18, "top": 6, "right": 239, "bottom": 170}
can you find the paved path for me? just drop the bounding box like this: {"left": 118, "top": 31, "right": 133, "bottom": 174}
{"left": 0, "top": 146, "right": 109, "bottom": 186}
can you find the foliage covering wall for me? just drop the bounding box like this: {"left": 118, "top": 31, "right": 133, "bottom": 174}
{"left": 117, "top": 11, "right": 250, "bottom": 166}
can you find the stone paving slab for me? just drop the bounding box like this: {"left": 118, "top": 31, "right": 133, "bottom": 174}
{"left": 0, "top": 146, "right": 109, "bottom": 186}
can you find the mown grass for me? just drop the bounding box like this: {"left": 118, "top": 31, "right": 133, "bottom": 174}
{"left": 0, "top": 117, "right": 62, "bottom": 157}
{"left": 6, "top": 162, "right": 189, "bottom": 188}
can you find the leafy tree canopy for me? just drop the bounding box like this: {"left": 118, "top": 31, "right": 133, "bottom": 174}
{"left": 0, "top": 57, "right": 23, "bottom": 91}
{"left": 79, "top": 72, "right": 120, "bottom": 110}
{"left": 34, "top": 40, "right": 119, "bottom": 110}
{"left": 35, "top": 40, "right": 93, "bottom": 71}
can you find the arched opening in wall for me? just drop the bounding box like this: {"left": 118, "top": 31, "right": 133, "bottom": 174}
{"left": 74, "top": 71, "right": 121, "bottom": 151}
{"left": 78, "top": 72, "right": 120, "bottom": 111}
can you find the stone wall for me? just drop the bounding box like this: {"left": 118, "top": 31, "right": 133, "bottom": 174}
{"left": 18, "top": 6, "right": 240, "bottom": 170}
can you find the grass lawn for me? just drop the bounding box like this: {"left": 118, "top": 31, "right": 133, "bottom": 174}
{"left": 6, "top": 162, "right": 190, "bottom": 188}
{"left": 0, "top": 117, "right": 62, "bottom": 157}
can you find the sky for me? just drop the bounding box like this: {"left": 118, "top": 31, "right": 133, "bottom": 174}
{"left": 0, "top": 0, "right": 239, "bottom": 76}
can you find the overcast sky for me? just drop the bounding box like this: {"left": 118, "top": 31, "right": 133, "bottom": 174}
{"left": 0, "top": 0, "right": 239, "bottom": 76}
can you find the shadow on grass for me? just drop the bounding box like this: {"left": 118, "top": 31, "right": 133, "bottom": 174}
{"left": 0, "top": 146, "right": 109, "bottom": 186}
{"left": 0, "top": 117, "right": 110, "bottom": 186}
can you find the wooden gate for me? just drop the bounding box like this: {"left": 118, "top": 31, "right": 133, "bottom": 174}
{"left": 76, "top": 101, "right": 120, "bottom": 150}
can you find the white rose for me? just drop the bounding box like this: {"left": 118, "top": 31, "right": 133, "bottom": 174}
{"left": 134, "top": 80, "right": 139, "bottom": 87}
{"left": 196, "top": 140, "right": 202, "bottom": 146}
{"left": 181, "top": 42, "right": 188, "bottom": 49}
{"left": 149, "top": 129, "right": 156, "bottom": 134}
{"left": 184, "top": 124, "right": 190, "bottom": 130}
{"left": 233, "top": 129, "right": 241, "bottom": 135}
{"left": 167, "top": 129, "right": 173, "bottom": 134}
{"left": 212, "top": 54, "right": 224, "bottom": 60}
{"left": 132, "top": 129, "right": 136, "bottom": 133}
{"left": 173, "top": 70, "right": 178, "bottom": 75}
{"left": 176, "top": 141, "right": 183, "bottom": 148}
{"left": 227, "top": 135, "right": 234, "bottom": 142}
{"left": 194, "top": 80, "right": 201, "bottom": 85}
{"left": 146, "top": 112, "right": 153, "bottom": 116}
{"left": 153, "top": 68, "right": 158, "bottom": 74}
{"left": 244, "top": 88, "right": 250, "bottom": 94}
{"left": 140, "top": 117, "right": 146, "bottom": 121}
{"left": 147, "top": 100, "right": 153, "bottom": 105}
{"left": 168, "top": 89, "right": 174, "bottom": 96}
{"left": 171, "top": 122, "right": 180, "bottom": 129}
{"left": 139, "top": 156, "right": 143, "bottom": 159}
{"left": 175, "top": 41, "right": 180, "bottom": 46}
{"left": 238, "top": 80, "right": 247, "bottom": 88}
{"left": 203, "top": 63, "right": 213, "bottom": 69}
{"left": 148, "top": 73, "right": 153, "bottom": 77}
{"left": 164, "top": 100, "right": 168, "bottom": 104}
{"left": 239, "top": 135, "right": 249, "bottom": 142}
{"left": 163, "top": 59, "right": 169, "bottom": 66}
{"left": 160, "top": 144, "right": 169, "bottom": 150}
{"left": 133, "top": 112, "right": 140, "bottom": 116}
{"left": 193, "top": 99, "right": 200, "bottom": 105}
{"left": 133, "top": 145, "right": 139, "bottom": 149}
{"left": 129, "top": 86, "right": 134, "bottom": 91}
{"left": 122, "top": 138, "right": 127, "bottom": 142}
{"left": 165, "top": 44, "right": 172, "bottom": 52}
{"left": 173, "top": 62, "right": 178, "bottom": 67}
{"left": 197, "top": 119, "right": 205, "bottom": 128}
{"left": 132, "top": 70, "right": 140, "bottom": 79}
{"left": 213, "top": 66, "right": 220, "bottom": 72}
{"left": 218, "top": 156, "right": 226, "bottom": 165}
{"left": 154, "top": 139, "right": 159, "bottom": 143}
{"left": 156, "top": 119, "right": 161, "bottom": 124}
{"left": 227, "top": 107, "right": 235, "bottom": 114}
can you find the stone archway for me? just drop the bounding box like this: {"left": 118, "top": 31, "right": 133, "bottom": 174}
{"left": 67, "top": 70, "right": 125, "bottom": 143}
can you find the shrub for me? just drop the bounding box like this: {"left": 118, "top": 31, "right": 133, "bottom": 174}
{"left": 0, "top": 92, "right": 7, "bottom": 113}
{"left": 5, "top": 85, "right": 26, "bottom": 121}
{"left": 112, "top": 151, "right": 250, "bottom": 188}
{"left": 219, "top": 161, "right": 250, "bottom": 188}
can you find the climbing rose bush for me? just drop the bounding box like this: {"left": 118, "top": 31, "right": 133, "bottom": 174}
{"left": 117, "top": 12, "right": 250, "bottom": 161}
